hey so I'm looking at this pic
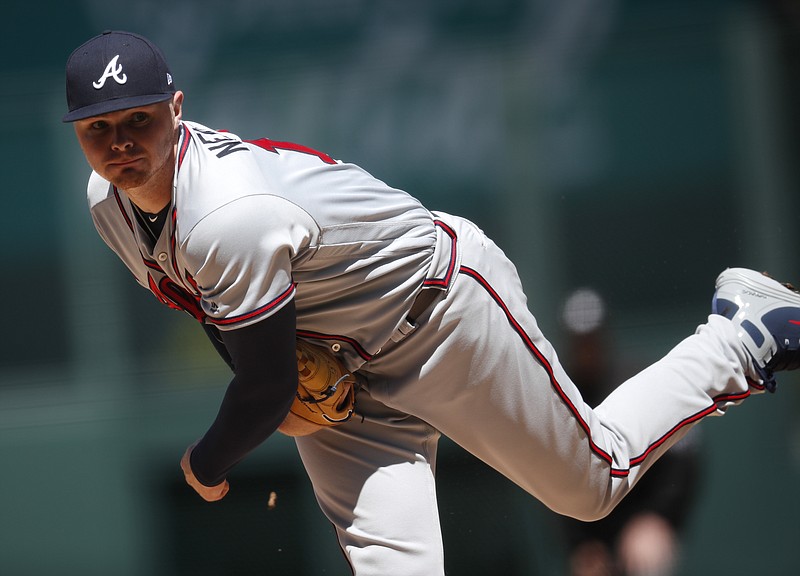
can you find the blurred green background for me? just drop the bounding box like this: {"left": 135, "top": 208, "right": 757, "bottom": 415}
{"left": 2, "top": 0, "right": 800, "bottom": 574}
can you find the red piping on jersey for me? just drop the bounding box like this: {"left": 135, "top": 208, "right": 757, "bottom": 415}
{"left": 142, "top": 256, "right": 163, "bottom": 272}
{"left": 627, "top": 389, "right": 750, "bottom": 467}
{"left": 424, "top": 220, "right": 458, "bottom": 289}
{"left": 295, "top": 330, "right": 373, "bottom": 362}
{"left": 457, "top": 265, "right": 750, "bottom": 478}
{"left": 162, "top": 194, "right": 199, "bottom": 297}
{"left": 177, "top": 123, "right": 192, "bottom": 170}
{"left": 168, "top": 206, "right": 183, "bottom": 282}
{"left": 113, "top": 187, "right": 134, "bottom": 231}
{"left": 184, "top": 271, "right": 200, "bottom": 293}
{"left": 208, "top": 283, "right": 297, "bottom": 327}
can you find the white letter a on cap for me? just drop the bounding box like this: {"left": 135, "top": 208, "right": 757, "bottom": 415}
{"left": 93, "top": 55, "right": 128, "bottom": 89}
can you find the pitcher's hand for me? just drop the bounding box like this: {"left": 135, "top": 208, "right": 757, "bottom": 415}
{"left": 180, "top": 442, "right": 230, "bottom": 502}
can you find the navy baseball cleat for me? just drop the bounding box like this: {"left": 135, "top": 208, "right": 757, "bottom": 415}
{"left": 712, "top": 267, "right": 800, "bottom": 392}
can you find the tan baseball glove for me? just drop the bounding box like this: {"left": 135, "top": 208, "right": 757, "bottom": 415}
{"left": 278, "top": 339, "right": 356, "bottom": 437}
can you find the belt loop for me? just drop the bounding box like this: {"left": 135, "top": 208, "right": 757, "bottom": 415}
{"left": 406, "top": 286, "right": 439, "bottom": 325}
{"left": 389, "top": 286, "right": 440, "bottom": 343}
{"left": 390, "top": 317, "right": 418, "bottom": 343}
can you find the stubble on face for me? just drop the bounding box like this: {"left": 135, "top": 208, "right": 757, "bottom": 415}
{"left": 74, "top": 93, "right": 183, "bottom": 212}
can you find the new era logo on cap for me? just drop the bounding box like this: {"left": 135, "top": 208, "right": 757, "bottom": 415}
{"left": 63, "top": 30, "right": 176, "bottom": 122}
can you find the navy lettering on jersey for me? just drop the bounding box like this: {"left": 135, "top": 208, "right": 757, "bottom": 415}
{"left": 194, "top": 127, "right": 249, "bottom": 158}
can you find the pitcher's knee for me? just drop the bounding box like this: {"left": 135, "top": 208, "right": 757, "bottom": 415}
{"left": 541, "top": 483, "right": 622, "bottom": 522}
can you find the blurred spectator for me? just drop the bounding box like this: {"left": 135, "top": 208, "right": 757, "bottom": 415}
{"left": 558, "top": 289, "right": 702, "bottom": 576}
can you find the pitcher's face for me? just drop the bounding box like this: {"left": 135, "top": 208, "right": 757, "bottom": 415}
{"left": 73, "top": 92, "right": 183, "bottom": 193}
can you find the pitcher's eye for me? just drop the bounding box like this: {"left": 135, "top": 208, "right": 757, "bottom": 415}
{"left": 130, "top": 112, "right": 149, "bottom": 124}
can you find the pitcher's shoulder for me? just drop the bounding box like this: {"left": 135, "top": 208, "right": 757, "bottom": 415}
{"left": 86, "top": 171, "right": 115, "bottom": 209}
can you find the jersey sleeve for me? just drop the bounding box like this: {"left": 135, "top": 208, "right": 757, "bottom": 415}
{"left": 181, "top": 194, "right": 319, "bottom": 329}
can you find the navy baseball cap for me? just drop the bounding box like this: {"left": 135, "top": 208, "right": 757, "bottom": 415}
{"left": 63, "top": 30, "right": 176, "bottom": 122}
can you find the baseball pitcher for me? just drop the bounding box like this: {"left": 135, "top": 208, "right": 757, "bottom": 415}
{"left": 64, "top": 30, "right": 800, "bottom": 576}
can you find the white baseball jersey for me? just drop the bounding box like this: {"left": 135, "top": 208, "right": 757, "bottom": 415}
{"left": 89, "top": 121, "right": 456, "bottom": 371}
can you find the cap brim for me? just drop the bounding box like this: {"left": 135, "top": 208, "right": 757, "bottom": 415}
{"left": 62, "top": 92, "right": 174, "bottom": 122}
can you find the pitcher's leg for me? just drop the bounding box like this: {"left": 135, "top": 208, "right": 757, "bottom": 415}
{"left": 363, "top": 258, "right": 631, "bottom": 520}
{"left": 295, "top": 390, "right": 445, "bottom": 576}
{"left": 364, "top": 232, "right": 752, "bottom": 522}
{"left": 595, "top": 314, "right": 753, "bottom": 478}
